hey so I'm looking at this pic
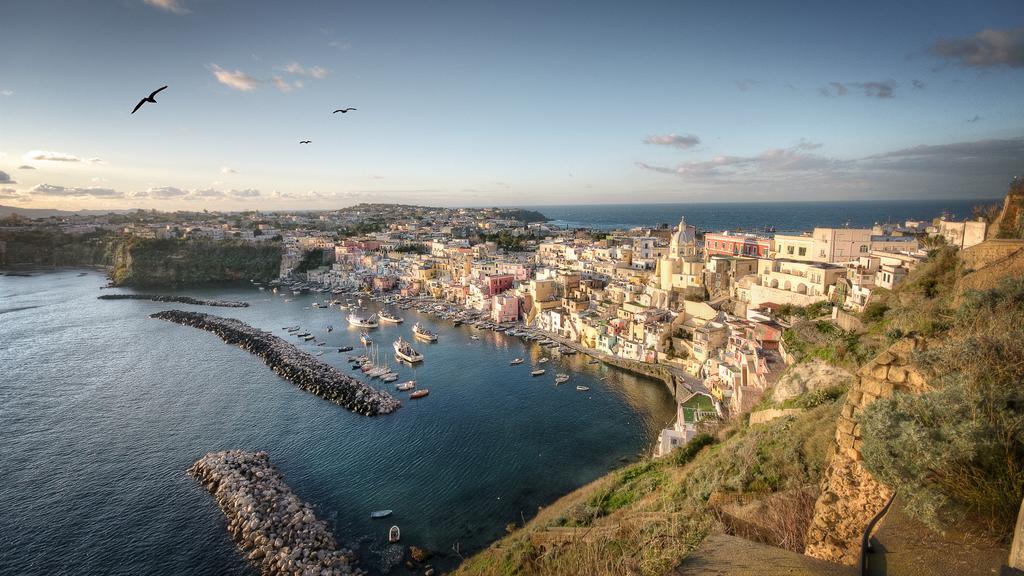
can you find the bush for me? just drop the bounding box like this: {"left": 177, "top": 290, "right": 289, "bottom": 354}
{"left": 861, "top": 301, "right": 889, "bottom": 323}
{"left": 861, "top": 277, "right": 1024, "bottom": 539}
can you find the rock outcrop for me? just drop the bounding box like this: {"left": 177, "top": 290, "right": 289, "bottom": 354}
{"left": 98, "top": 294, "right": 249, "bottom": 307}
{"left": 188, "top": 450, "right": 361, "bottom": 575}
{"left": 772, "top": 360, "right": 855, "bottom": 403}
{"left": 803, "top": 338, "right": 931, "bottom": 565}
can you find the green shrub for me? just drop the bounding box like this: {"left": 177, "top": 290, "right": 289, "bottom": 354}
{"left": 861, "top": 277, "right": 1024, "bottom": 538}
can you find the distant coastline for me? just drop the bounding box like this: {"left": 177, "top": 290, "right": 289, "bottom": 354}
{"left": 526, "top": 198, "right": 1002, "bottom": 232}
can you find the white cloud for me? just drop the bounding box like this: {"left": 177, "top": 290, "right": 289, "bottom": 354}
{"left": 137, "top": 186, "right": 188, "bottom": 199}
{"left": 227, "top": 188, "right": 261, "bottom": 199}
{"left": 189, "top": 188, "right": 226, "bottom": 199}
{"left": 220, "top": 166, "right": 237, "bottom": 174}
{"left": 209, "top": 64, "right": 259, "bottom": 92}
{"left": 23, "top": 150, "right": 85, "bottom": 163}
{"left": 271, "top": 76, "right": 303, "bottom": 93}
{"left": 143, "top": 0, "right": 189, "bottom": 15}
{"left": 282, "top": 62, "right": 329, "bottom": 79}
{"left": 1, "top": 90, "right": 12, "bottom": 97}
{"left": 26, "top": 183, "right": 123, "bottom": 198}
{"left": 642, "top": 133, "right": 701, "bottom": 149}
{"left": 0, "top": 187, "right": 21, "bottom": 199}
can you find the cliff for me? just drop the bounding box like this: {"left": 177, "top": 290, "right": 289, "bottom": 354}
{"left": 0, "top": 229, "right": 121, "bottom": 268}
{"left": 110, "top": 238, "right": 281, "bottom": 286}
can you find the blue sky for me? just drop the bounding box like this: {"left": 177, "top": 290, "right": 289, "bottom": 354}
{"left": 1, "top": 0, "right": 1022, "bottom": 209}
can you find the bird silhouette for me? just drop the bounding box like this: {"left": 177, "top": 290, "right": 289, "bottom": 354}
{"left": 299, "top": 140, "right": 312, "bottom": 144}
{"left": 333, "top": 108, "right": 357, "bottom": 114}
{"left": 132, "top": 86, "right": 168, "bottom": 114}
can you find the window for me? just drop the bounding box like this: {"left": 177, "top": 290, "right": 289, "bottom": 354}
{"left": 798, "top": 247, "right": 806, "bottom": 256}
{"left": 787, "top": 246, "right": 794, "bottom": 254}
{"left": 859, "top": 245, "right": 869, "bottom": 253}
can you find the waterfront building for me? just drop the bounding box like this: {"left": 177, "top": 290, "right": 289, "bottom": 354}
{"left": 704, "top": 231, "right": 772, "bottom": 258}
{"left": 654, "top": 391, "right": 720, "bottom": 458}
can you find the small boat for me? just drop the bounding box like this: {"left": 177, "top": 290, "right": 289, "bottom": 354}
{"left": 555, "top": 374, "right": 569, "bottom": 384}
{"left": 378, "top": 310, "right": 404, "bottom": 324}
{"left": 389, "top": 525, "right": 401, "bottom": 542}
{"left": 338, "top": 346, "right": 354, "bottom": 352}
{"left": 396, "top": 380, "right": 416, "bottom": 391}
{"left": 510, "top": 358, "right": 524, "bottom": 365}
{"left": 531, "top": 369, "right": 546, "bottom": 376}
{"left": 348, "top": 313, "right": 379, "bottom": 328}
{"left": 315, "top": 351, "right": 325, "bottom": 357}
{"left": 410, "top": 389, "right": 429, "bottom": 399}
{"left": 302, "top": 335, "right": 315, "bottom": 341}
{"left": 576, "top": 385, "right": 590, "bottom": 391}
{"left": 538, "top": 357, "right": 549, "bottom": 364}
{"left": 360, "top": 332, "right": 373, "bottom": 345}
{"left": 470, "top": 335, "right": 480, "bottom": 340}
{"left": 326, "top": 325, "right": 333, "bottom": 332}
{"left": 412, "top": 322, "right": 438, "bottom": 342}
{"left": 382, "top": 373, "right": 399, "bottom": 383}
{"left": 587, "top": 359, "right": 600, "bottom": 365}
{"left": 370, "top": 510, "right": 393, "bottom": 519}
{"left": 393, "top": 336, "right": 424, "bottom": 363}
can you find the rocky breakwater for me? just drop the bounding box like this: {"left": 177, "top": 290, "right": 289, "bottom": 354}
{"left": 189, "top": 450, "right": 361, "bottom": 575}
{"left": 99, "top": 293, "right": 249, "bottom": 307}
{"left": 151, "top": 310, "right": 400, "bottom": 416}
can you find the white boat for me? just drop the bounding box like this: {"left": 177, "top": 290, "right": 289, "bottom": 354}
{"left": 393, "top": 337, "right": 424, "bottom": 363}
{"left": 360, "top": 332, "right": 373, "bottom": 345}
{"left": 409, "top": 389, "right": 429, "bottom": 399}
{"left": 382, "top": 373, "right": 399, "bottom": 383}
{"left": 389, "top": 525, "right": 401, "bottom": 542}
{"left": 396, "top": 380, "right": 416, "bottom": 391}
{"left": 348, "top": 313, "right": 379, "bottom": 328}
{"left": 370, "top": 510, "right": 392, "bottom": 519}
{"left": 378, "top": 310, "right": 404, "bottom": 324}
{"left": 531, "top": 369, "right": 546, "bottom": 376}
{"left": 555, "top": 374, "right": 569, "bottom": 384}
{"left": 538, "top": 357, "right": 549, "bottom": 364}
{"left": 510, "top": 358, "right": 524, "bottom": 365}
{"left": 412, "top": 322, "right": 438, "bottom": 342}
{"left": 576, "top": 385, "right": 590, "bottom": 391}
{"left": 470, "top": 335, "right": 480, "bottom": 340}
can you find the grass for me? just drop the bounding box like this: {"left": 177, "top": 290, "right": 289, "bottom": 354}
{"left": 454, "top": 404, "right": 840, "bottom": 576}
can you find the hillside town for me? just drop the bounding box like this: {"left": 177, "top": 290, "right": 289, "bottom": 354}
{"left": 0, "top": 202, "right": 996, "bottom": 457}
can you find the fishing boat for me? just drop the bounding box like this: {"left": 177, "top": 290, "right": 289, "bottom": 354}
{"left": 370, "top": 510, "right": 393, "bottom": 519}
{"left": 338, "top": 345, "right": 354, "bottom": 352}
{"left": 302, "top": 335, "right": 315, "bottom": 341}
{"left": 382, "top": 373, "right": 399, "bottom": 383}
{"left": 576, "top": 385, "right": 590, "bottom": 391}
{"left": 378, "top": 310, "right": 404, "bottom": 324}
{"left": 531, "top": 369, "right": 546, "bottom": 376}
{"left": 348, "top": 313, "right": 379, "bottom": 328}
{"left": 410, "top": 389, "right": 429, "bottom": 399}
{"left": 510, "top": 358, "right": 524, "bottom": 365}
{"left": 555, "top": 374, "right": 569, "bottom": 384}
{"left": 389, "top": 525, "right": 401, "bottom": 542}
{"left": 360, "top": 332, "right": 373, "bottom": 345}
{"left": 412, "top": 322, "right": 438, "bottom": 342}
{"left": 538, "top": 357, "right": 549, "bottom": 364}
{"left": 396, "top": 380, "right": 416, "bottom": 391}
{"left": 393, "top": 337, "right": 425, "bottom": 363}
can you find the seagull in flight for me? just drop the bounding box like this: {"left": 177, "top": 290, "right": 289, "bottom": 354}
{"left": 132, "top": 86, "right": 168, "bottom": 114}
{"left": 299, "top": 140, "right": 312, "bottom": 144}
{"left": 333, "top": 108, "right": 357, "bottom": 114}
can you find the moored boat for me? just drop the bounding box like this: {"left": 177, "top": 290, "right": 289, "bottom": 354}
{"left": 412, "top": 322, "right": 438, "bottom": 342}
{"left": 538, "top": 357, "right": 549, "bottom": 364}
{"left": 396, "top": 380, "right": 416, "bottom": 391}
{"left": 555, "top": 374, "right": 569, "bottom": 384}
{"left": 410, "top": 389, "right": 429, "bottom": 399}
{"left": 348, "top": 313, "right": 379, "bottom": 328}
{"left": 531, "top": 369, "right": 546, "bottom": 376}
{"left": 378, "top": 310, "right": 404, "bottom": 324}
{"left": 370, "top": 510, "right": 392, "bottom": 519}
{"left": 510, "top": 358, "right": 524, "bottom": 365}
{"left": 576, "top": 385, "right": 590, "bottom": 391}
{"left": 393, "top": 336, "right": 425, "bottom": 363}
{"left": 360, "top": 332, "right": 373, "bottom": 345}
{"left": 389, "top": 525, "right": 401, "bottom": 542}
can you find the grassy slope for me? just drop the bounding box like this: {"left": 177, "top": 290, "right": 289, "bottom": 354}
{"left": 455, "top": 402, "right": 840, "bottom": 576}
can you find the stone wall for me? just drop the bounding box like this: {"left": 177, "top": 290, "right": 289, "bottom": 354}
{"left": 803, "top": 338, "right": 931, "bottom": 565}
{"left": 956, "top": 240, "right": 1024, "bottom": 305}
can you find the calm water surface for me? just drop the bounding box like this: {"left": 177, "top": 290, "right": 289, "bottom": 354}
{"left": 0, "top": 270, "right": 674, "bottom": 575}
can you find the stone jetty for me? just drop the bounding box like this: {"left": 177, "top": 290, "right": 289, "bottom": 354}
{"left": 151, "top": 310, "right": 400, "bottom": 416}
{"left": 99, "top": 293, "right": 249, "bottom": 307}
{"left": 188, "top": 450, "right": 361, "bottom": 576}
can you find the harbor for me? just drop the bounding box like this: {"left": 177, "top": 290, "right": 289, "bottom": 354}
{"left": 0, "top": 270, "right": 674, "bottom": 575}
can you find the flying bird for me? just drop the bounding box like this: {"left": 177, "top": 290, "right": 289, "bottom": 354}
{"left": 299, "top": 140, "right": 312, "bottom": 144}
{"left": 333, "top": 108, "right": 357, "bottom": 114}
{"left": 131, "top": 85, "right": 168, "bottom": 114}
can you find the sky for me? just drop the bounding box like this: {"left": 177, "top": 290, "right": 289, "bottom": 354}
{"left": 1, "top": 0, "right": 1022, "bottom": 210}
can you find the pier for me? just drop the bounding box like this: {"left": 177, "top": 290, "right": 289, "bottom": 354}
{"left": 99, "top": 294, "right": 249, "bottom": 307}
{"left": 152, "top": 310, "right": 400, "bottom": 416}
{"left": 188, "top": 450, "right": 359, "bottom": 576}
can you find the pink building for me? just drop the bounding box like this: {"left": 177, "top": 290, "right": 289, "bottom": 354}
{"left": 372, "top": 276, "right": 397, "bottom": 292}
{"left": 486, "top": 274, "right": 515, "bottom": 296}
{"left": 492, "top": 293, "right": 520, "bottom": 323}
{"left": 704, "top": 231, "right": 772, "bottom": 258}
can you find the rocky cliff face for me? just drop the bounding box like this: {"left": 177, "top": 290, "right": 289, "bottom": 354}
{"left": 803, "top": 338, "right": 931, "bottom": 565}
{"left": 110, "top": 238, "right": 281, "bottom": 286}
